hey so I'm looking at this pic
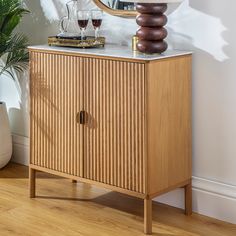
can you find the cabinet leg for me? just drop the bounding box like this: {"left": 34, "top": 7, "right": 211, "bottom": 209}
{"left": 29, "top": 168, "right": 36, "bottom": 198}
{"left": 72, "top": 180, "right": 77, "bottom": 183}
{"left": 185, "top": 181, "right": 192, "bottom": 215}
{"left": 144, "top": 198, "right": 152, "bottom": 235}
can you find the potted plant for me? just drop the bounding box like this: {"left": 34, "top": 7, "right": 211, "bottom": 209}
{"left": 0, "top": 0, "right": 29, "bottom": 168}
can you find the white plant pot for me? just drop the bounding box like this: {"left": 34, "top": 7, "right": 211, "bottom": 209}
{"left": 0, "top": 102, "right": 12, "bottom": 168}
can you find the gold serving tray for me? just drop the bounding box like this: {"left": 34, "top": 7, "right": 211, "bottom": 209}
{"left": 48, "top": 36, "right": 105, "bottom": 48}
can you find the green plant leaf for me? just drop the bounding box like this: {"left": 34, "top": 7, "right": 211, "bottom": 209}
{"left": 0, "top": 0, "right": 29, "bottom": 77}
{"left": 1, "top": 8, "right": 29, "bottom": 36}
{"left": 0, "top": 33, "right": 29, "bottom": 75}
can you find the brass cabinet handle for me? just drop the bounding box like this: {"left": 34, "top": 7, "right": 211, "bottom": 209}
{"left": 79, "top": 111, "right": 86, "bottom": 125}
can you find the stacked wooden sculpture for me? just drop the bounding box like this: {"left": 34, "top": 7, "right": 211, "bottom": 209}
{"left": 136, "top": 3, "right": 168, "bottom": 53}
{"left": 127, "top": 0, "right": 183, "bottom": 54}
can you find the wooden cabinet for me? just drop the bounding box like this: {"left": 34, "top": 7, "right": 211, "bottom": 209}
{"left": 30, "top": 53, "right": 84, "bottom": 177}
{"left": 29, "top": 46, "right": 192, "bottom": 234}
{"left": 83, "top": 58, "right": 146, "bottom": 193}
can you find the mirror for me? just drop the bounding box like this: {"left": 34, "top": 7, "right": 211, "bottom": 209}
{"left": 93, "top": 0, "right": 137, "bottom": 17}
{"left": 101, "top": 0, "right": 136, "bottom": 10}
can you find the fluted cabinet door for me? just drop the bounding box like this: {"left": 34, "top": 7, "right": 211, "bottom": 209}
{"left": 83, "top": 58, "right": 146, "bottom": 193}
{"left": 30, "top": 52, "right": 83, "bottom": 177}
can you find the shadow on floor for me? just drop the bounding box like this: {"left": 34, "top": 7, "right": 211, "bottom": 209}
{"left": 0, "top": 162, "right": 63, "bottom": 179}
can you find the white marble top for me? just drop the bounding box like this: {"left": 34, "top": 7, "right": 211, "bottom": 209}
{"left": 28, "top": 44, "right": 192, "bottom": 62}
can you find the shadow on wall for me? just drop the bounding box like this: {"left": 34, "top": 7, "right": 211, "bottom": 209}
{"left": 8, "top": 73, "right": 29, "bottom": 136}
{"left": 0, "top": 69, "right": 29, "bottom": 136}
{"left": 168, "top": 0, "right": 228, "bottom": 62}
{"left": 19, "top": 0, "right": 61, "bottom": 44}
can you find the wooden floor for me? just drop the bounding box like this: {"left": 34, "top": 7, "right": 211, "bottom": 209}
{"left": 0, "top": 163, "right": 235, "bottom": 236}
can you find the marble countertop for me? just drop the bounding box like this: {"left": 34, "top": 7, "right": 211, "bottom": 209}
{"left": 28, "top": 44, "right": 192, "bottom": 62}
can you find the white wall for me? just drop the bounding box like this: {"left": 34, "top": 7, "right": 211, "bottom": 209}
{"left": 1, "top": 0, "right": 236, "bottom": 225}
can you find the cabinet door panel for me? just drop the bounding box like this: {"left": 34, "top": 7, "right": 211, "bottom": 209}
{"left": 30, "top": 52, "right": 83, "bottom": 177}
{"left": 83, "top": 58, "right": 146, "bottom": 193}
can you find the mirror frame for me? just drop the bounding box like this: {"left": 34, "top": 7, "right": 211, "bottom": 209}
{"left": 92, "top": 0, "right": 137, "bottom": 17}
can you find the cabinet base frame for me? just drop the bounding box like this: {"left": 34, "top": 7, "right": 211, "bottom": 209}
{"left": 29, "top": 165, "right": 192, "bottom": 234}
{"left": 185, "top": 182, "right": 193, "bottom": 215}
{"left": 29, "top": 164, "right": 146, "bottom": 199}
{"left": 144, "top": 198, "right": 152, "bottom": 234}
{"left": 29, "top": 168, "right": 36, "bottom": 198}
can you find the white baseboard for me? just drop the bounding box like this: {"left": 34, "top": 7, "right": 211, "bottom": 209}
{"left": 155, "top": 178, "right": 236, "bottom": 224}
{"left": 11, "top": 134, "right": 236, "bottom": 225}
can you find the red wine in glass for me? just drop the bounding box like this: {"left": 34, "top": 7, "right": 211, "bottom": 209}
{"left": 92, "top": 19, "right": 102, "bottom": 28}
{"left": 91, "top": 10, "right": 103, "bottom": 41}
{"left": 78, "top": 19, "right": 89, "bottom": 28}
{"left": 77, "top": 11, "right": 90, "bottom": 41}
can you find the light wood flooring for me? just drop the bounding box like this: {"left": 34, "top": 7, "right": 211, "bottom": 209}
{"left": 0, "top": 163, "right": 235, "bottom": 236}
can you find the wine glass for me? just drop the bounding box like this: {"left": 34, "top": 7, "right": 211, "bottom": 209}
{"left": 77, "top": 10, "right": 90, "bottom": 41}
{"left": 91, "top": 10, "right": 103, "bottom": 41}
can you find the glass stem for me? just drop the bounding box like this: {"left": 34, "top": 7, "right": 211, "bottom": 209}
{"left": 95, "top": 28, "right": 99, "bottom": 40}
{"left": 81, "top": 28, "right": 85, "bottom": 40}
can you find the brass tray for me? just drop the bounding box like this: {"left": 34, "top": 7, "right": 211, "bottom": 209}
{"left": 48, "top": 36, "right": 105, "bottom": 48}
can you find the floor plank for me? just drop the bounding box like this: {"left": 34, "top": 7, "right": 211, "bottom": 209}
{"left": 0, "top": 163, "right": 235, "bottom": 236}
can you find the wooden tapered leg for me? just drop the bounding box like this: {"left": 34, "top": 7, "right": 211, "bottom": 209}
{"left": 29, "top": 168, "right": 36, "bottom": 198}
{"left": 185, "top": 181, "right": 192, "bottom": 215}
{"left": 72, "top": 180, "right": 77, "bottom": 183}
{"left": 144, "top": 198, "right": 152, "bottom": 235}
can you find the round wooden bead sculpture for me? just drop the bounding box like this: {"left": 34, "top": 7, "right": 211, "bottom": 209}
{"left": 136, "top": 3, "right": 168, "bottom": 54}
